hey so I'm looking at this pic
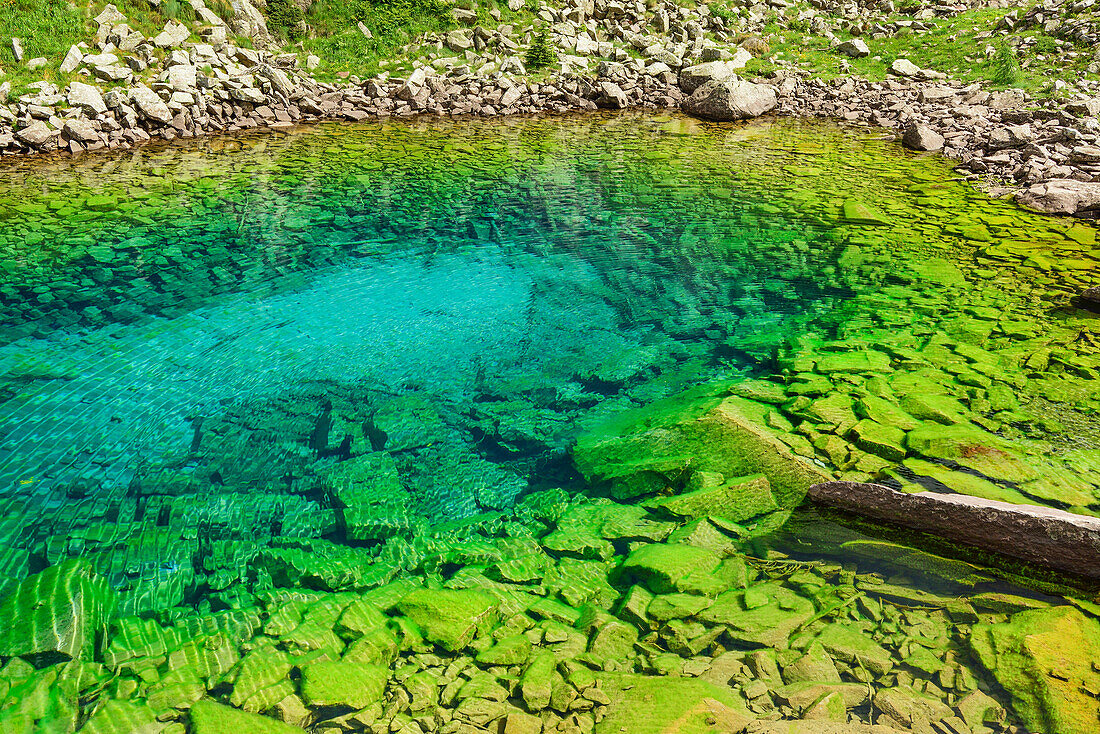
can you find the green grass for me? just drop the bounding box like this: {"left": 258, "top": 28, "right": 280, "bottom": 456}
{"left": 749, "top": 4, "right": 1097, "bottom": 97}
{"left": 0, "top": 0, "right": 190, "bottom": 93}
{"left": 299, "top": 0, "right": 535, "bottom": 80}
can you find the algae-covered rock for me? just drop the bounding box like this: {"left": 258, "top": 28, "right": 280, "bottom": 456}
{"left": 299, "top": 660, "right": 387, "bottom": 709}
{"left": 0, "top": 559, "right": 117, "bottom": 661}
{"left": 190, "top": 699, "right": 307, "bottom": 733}
{"left": 814, "top": 622, "right": 893, "bottom": 675}
{"left": 594, "top": 672, "right": 753, "bottom": 733}
{"left": 619, "top": 543, "right": 727, "bottom": 596}
{"left": 969, "top": 605, "right": 1100, "bottom": 734}
{"left": 575, "top": 394, "right": 828, "bottom": 511}
{"left": 0, "top": 665, "right": 79, "bottom": 734}
{"left": 697, "top": 582, "right": 814, "bottom": 648}
{"left": 325, "top": 452, "right": 413, "bottom": 542}
{"left": 393, "top": 588, "right": 498, "bottom": 652}
{"left": 645, "top": 473, "right": 779, "bottom": 524}
{"left": 79, "top": 699, "right": 168, "bottom": 734}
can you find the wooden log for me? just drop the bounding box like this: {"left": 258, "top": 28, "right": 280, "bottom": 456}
{"left": 808, "top": 481, "right": 1100, "bottom": 580}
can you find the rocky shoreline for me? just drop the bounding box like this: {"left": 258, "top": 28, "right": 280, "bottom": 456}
{"left": 3, "top": 2, "right": 1100, "bottom": 216}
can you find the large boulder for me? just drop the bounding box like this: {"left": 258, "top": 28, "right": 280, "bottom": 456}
{"left": 129, "top": 84, "right": 172, "bottom": 124}
{"left": 678, "top": 60, "right": 744, "bottom": 94}
{"left": 190, "top": 699, "right": 306, "bottom": 733}
{"left": 970, "top": 606, "right": 1100, "bottom": 734}
{"left": 594, "top": 673, "right": 753, "bottom": 734}
{"left": 68, "top": 81, "right": 107, "bottom": 115}
{"left": 574, "top": 394, "right": 829, "bottom": 509}
{"left": 1017, "top": 179, "right": 1100, "bottom": 215}
{"left": 837, "top": 39, "right": 870, "bottom": 58}
{"left": 393, "top": 588, "right": 499, "bottom": 652}
{"left": 901, "top": 123, "right": 944, "bottom": 152}
{"left": 682, "top": 79, "right": 777, "bottom": 121}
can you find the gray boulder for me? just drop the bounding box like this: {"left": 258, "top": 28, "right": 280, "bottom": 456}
{"left": 678, "top": 60, "right": 743, "bottom": 94}
{"left": 15, "top": 121, "right": 52, "bottom": 146}
{"left": 597, "top": 81, "right": 628, "bottom": 109}
{"left": 63, "top": 119, "right": 100, "bottom": 144}
{"left": 682, "top": 79, "right": 777, "bottom": 121}
{"left": 152, "top": 19, "right": 190, "bottom": 48}
{"left": 1080, "top": 287, "right": 1100, "bottom": 310}
{"left": 60, "top": 45, "right": 83, "bottom": 74}
{"left": 1017, "top": 179, "right": 1100, "bottom": 216}
{"left": 837, "top": 39, "right": 870, "bottom": 58}
{"left": 68, "top": 82, "right": 107, "bottom": 115}
{"left": 129, "top": 84, "right": 172, "bottom": 124}
{"left": 901, "top": 123, "right": 944, "bottom": 152}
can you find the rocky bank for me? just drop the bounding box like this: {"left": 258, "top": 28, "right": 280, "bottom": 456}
{"left": 1, "top": 0, "right": 1099, "bottom": 215}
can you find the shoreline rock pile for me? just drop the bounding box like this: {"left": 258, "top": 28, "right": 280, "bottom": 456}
{"left": 1, "top": 1, "right": 1098, "bottom": 214}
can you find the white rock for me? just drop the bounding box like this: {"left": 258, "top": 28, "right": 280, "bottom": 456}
{"left": 306, "top": 54, "right": 321, "bottom": 70}
{"left": 678, "top": 60, "right": 742, "bottom": 94}
{"left": 83, "top": 53, "right": 119, "bottom": 67}
{"left": 837, "top": 39, "right": 870, "bottom": 58}
{"left": 10, "top": 37, "right": 23, "bottom": 63}
{"left": 60, "top": 45, "right": 83, "bottom": 74}
{"left": 889, "top": 58, "right": 921, "bottom": 77}
{"left": 68, "top": 82, "right": 108, "bottom": 115}
{"left": 26, "top": 58, "right": 47, "bottom": 71}
{"left": 94, "top": 4, "right": 126, "bottom": 29}
{"left": 166, "top": 64, "right": 198, "bottom": 92}
{"left": 153, "top": 20, "right": 190, "bottom": 48}
{"left": 130, "top": 84, "right": 172, "bottom": 124}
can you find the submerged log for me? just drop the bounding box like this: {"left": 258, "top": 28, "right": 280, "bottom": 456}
{"left": 808, "top": 481, "right": 1100, "bottom": 580}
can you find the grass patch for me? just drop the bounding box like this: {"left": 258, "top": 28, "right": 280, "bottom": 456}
{"left": 755, "top": 4, "right": 1097, "bottom": 96}
{"left": 301, "top": 0, "right": 457, "bottom": 78}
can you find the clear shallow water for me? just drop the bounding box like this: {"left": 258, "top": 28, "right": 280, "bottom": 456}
{"left": 0, "top": 112, "right": 1097, "bottom": 614}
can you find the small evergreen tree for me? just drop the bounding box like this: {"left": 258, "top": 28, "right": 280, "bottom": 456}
{"left": 525, "top": 26, "right": 557, "bottom": 70}
{"left": 989, "top": 41, "right": 1019, "bottom": 86}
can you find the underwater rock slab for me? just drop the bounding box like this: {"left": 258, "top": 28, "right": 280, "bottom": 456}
{"left": 593, "top": 673, "right": 753, "bottom": 734}
{"left": 0, "top": 559, "right": 117, "bottom": 661}
{"left": 970, "top": 605, "right": 1100, "bottom": 734}
{"left": 808, "top": 481, "right": 1100, "bottom": 578}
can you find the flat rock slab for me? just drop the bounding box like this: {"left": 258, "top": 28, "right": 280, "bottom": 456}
{"left": 808, "top": 481, "right": 1100, "bottom": 579}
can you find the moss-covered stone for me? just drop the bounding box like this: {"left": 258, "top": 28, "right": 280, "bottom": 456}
{"left": 697, "top": 582, "right": 814, "bottom": 648}
{"left": 0, "top": 559, "right": 117, "bottom": 661}
{"left": 299, "top": 660, "right": 388, "bottom": 709}
{"left": 190, "top": 699, "right": 307, "bottom": 733}
{"left": 594, "top": 673, "right": 753, "bottom": 733}
{"left": 393, "top": 588, "right": 498, "bottom": 652}
{"left": 645, "top": 473, "right": 779, "bottom": 524}
{"left": 970, "top": 605, "right": 1100, "bottom": 734}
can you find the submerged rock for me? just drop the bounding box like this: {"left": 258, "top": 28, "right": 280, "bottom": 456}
{"left": 393, "top": 588, "right": 498, "bottom": 652}
{"left": 682, "top": 79, "right": 777, "bottom": 121}
{"left": 0, "top": 559, "right": 117, "bottom": 660}
{"left": 594, "top": 673, "right": 753, "bottom": 733}
{"left": 190, "top": 699, "right": 306, "bottom": 733}
{"left": 970, "top": 606, "right": 1100, "bottom": 734}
